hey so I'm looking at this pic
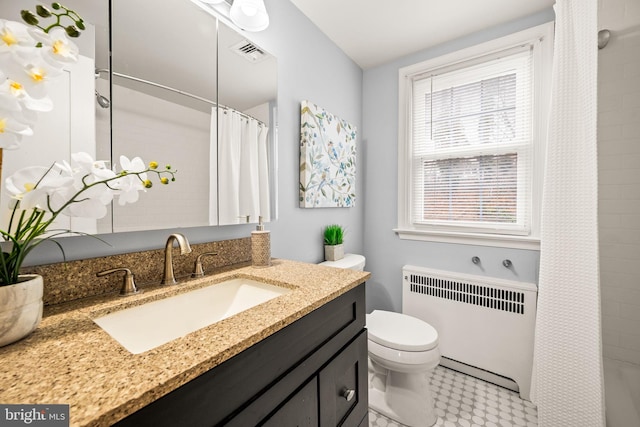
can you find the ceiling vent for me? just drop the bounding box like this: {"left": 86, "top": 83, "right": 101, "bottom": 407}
{"left": 231, "top": 40, "right": 269, "bottom": 63}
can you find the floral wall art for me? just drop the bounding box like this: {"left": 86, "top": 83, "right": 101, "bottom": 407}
{"left": 299, "top": 100, "right": 357, "bottom": 208}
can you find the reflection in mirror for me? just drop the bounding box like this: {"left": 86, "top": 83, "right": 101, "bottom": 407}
{"left": 109, "top": 0, "right": 278, "bottom": 230}
{"left": 1, "top": 0, "right": 278, "bottom": 234}
{"left": 216, "top": 21, "right": 277, "bottom": 225}
{"left": 108, "top": 0, "right": 218, "bottom": 232}
{"left": 0, "top": 0, "right": 110, "bottom": 235}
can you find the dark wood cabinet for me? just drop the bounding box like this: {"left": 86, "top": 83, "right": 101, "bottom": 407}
{"left": 263, "top": 377, "right": 319, "bottom": 427}
{"left": 115, "top": 284, "right": 368, "bottom": 427}
{"left": 319, "top": 332, "right": 367, "bottom": 427}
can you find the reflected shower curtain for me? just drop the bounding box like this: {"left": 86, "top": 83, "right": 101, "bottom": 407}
{"left": 217, "top": 108, "right": 270, "bottom": 224}
{"left": 533, "top": 0, "right": 604, "bottom": 425}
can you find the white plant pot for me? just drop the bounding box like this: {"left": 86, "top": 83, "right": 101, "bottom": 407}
{"left": 324, "top": 244, "right": 344, "bottom": 261}
{"left": 0, "top": 275, "right": 43, "bottom": 347}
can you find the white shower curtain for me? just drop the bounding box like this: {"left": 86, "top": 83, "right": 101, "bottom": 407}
{"left": 533, "top": 0, "right": 604, "bottom": 425}
{"left": 217, "top": 108, "right": 270, "bottom": 224}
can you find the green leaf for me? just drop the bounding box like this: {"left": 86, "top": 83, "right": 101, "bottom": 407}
{"left": 323, "top": 224, "right": 344, "bottom": 245}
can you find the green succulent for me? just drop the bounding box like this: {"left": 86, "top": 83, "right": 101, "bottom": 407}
{"left": 323, "top": 224, "right": 344, "bottom": 246}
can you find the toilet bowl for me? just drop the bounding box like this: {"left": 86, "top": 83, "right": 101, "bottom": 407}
{"left": 367, "top": 310, "right": 440, "bottom": 426}
{"left": 319, "top": 254, "right": 441, "bottom": 427}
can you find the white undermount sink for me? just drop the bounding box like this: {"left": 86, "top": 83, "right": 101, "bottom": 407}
{"left": 92, "top": 278, "right": 291, "bottom": 354}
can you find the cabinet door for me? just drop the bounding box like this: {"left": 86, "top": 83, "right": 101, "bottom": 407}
{"left": 262, "top": 377, "right": 318, "bottom": 427}
{"left": 319, "top": 330, "right": 368, "bottom": 427}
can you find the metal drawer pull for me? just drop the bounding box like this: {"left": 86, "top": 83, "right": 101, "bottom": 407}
{"left": 341, "top": 388, "right": 355, "bottom": 402}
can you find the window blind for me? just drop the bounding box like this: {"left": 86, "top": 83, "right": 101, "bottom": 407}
{"left": 410, "top": 47, "right": 533, "bottom": 234}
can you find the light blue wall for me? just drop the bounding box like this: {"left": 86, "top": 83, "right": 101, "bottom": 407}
{"left": 24, "top": 0, "right": 364, "bottom": 266}
{"left": 25, "top": 2, "right": 554, "bottom": 317}
{"left": 361, "top": 9, "right": 555, "bottom": 312}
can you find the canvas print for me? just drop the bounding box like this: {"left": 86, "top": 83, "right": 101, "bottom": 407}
{"left": 299, "top": 100, "right": 357, "bottom": 208}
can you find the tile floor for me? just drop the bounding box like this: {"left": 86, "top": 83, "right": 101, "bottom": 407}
{"left": 368, "top": 365, "right": 538, "bottom": 427}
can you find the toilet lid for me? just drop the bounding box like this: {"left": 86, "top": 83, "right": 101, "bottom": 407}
{"left": 366, "top": 310, "right": 438, "bottom": 352}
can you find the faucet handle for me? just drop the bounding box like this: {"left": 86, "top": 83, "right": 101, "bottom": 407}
{"left": 97, "top": 267, "right": 140, "bottom": 296}
{"left": 192, "top": 252, "right": 218, "bottom": 278}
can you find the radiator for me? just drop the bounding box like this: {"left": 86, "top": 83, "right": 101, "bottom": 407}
{"left": 402, "top": 265, "right": 538, "bottom": 400}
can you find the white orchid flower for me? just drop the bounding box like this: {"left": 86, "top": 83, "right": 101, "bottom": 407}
{"left": 15, "top": 60, "right": 63, "bottom": 100}
{"left": 0, "top": 77, "right": 53, "bottom": 113}
{"left": 5, "top": 154, "right": 119, "bottom": 218}
{"left": 71, "top": 152, "right": 116, "bottom": 182}
{"left": 0, "top": 110, "right": 34, "bottom": 149}
{"left": 4, "top": 152, "right": 174, "bottom": 223}
{"left": 112, "top": 155, "right": 148, "bottom": 206}
{"left": 42, "top": 154, "right": 117, "bottom": 218}
{"left": 120, "top": 155, "right": 147, "bottom": 174}
{"left": 0, "top": 19, "right": 38, "bottom": 60}
{"left": 30, "top": 27, "right": 79, "bottom": 66}
{"left": 5, "top": 165, "right": 74, "bottom": 211}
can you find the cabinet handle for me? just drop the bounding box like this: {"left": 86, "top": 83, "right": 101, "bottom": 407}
{"left": 341, "top": 388, "right": 355, "bottom": 402}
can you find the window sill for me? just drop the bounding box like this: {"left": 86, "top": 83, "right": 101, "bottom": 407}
{"left": 394, "top": 228, "right": 540, "bottom": 250}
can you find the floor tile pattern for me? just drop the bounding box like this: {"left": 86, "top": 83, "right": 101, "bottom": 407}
{"left": 369, "top": 365, "right": 538, "bottom": 427}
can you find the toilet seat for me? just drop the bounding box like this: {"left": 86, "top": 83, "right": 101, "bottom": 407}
{"left": 367, "top": 310, "right": 438, "bottom": 351}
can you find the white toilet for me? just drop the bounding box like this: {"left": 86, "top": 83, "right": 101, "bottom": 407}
{"left": 319, "top": 254, "right": 441, "bottom": 427}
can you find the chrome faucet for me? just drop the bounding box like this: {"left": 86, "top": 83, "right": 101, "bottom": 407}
{"left": 161, "top": 233, "right": 192, "bottom": 285}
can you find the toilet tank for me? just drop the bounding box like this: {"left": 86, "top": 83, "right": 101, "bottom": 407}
{"left": 319, "top": 254, "right": 366, "bottom": 271}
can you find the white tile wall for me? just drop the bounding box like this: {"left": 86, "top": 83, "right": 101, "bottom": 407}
{"left": 598, "top": 0, "right": 640, "bottom": 365}
{"left": 110, "top": 84, "right": 212, "bottom": 232}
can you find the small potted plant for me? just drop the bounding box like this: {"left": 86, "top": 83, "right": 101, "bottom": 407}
{"left": 323, "top": 224, "right": 344, "bottom": 261}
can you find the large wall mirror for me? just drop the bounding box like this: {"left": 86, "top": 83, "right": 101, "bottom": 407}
{"left": 0, "top": 0, "right": 277, "bottom": 234}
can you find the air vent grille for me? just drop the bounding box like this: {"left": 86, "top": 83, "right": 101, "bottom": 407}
{"left": 231, "top": 40, "right": 269, "bottom": 63}
{"left": 408, "top": 273, "right": 525, "bottom": 314}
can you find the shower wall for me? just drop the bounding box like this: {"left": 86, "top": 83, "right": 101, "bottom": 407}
{"left": 598, "top": 0, "right": 640, "bottom": 366}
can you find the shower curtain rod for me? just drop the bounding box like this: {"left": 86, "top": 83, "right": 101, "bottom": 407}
{"left": 96, "top": 69, "right": 265, "bottom": 125}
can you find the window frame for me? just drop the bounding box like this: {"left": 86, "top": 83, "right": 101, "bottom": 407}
{"left": 396, "top": 22, "right": 554, "bottom": 250}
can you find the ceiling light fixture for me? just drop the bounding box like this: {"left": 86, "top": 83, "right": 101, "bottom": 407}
{"left": 230, "top": 0, "right": 269, "bottom": 32}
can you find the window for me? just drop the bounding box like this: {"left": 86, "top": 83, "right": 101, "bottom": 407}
{"left": 397, "top": 23, "right": 553, "bottom": 249}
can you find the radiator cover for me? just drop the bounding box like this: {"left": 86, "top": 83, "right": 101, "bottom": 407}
{"left": 402, "top": 265, "right": 538, "bottom": 400}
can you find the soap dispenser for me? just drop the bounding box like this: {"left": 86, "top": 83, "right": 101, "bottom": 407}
{"left": 251, "top": 216, "right": 271, "bottom": 267}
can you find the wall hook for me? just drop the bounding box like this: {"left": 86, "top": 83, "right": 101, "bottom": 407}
{"left": 472, "top": 256, "right": 481, "bottom": 265}
{"left": 502, "top": 259, "right": 512, "bottom": 268}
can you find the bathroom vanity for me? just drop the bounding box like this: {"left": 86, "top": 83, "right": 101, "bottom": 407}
{"left": 0, "top": 259, "right": 369, "bottom": 427}
{"left": 116, "top": 284, "right": 367, "bottom": 427}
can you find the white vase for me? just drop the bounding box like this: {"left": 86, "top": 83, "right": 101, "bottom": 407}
{"left": 0, "top": 275, "right": 43, "bottom": 347}
{"left": 324, "top": 244, "right": 344, "bottom": 261}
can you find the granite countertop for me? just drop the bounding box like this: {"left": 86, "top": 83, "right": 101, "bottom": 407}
{"left": 0, "top": 259, "right": 370, "bottom": 427}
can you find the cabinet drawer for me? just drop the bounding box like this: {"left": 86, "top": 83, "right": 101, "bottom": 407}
{"left": 319, "top": 330, "right": 368, "bottom": 427}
